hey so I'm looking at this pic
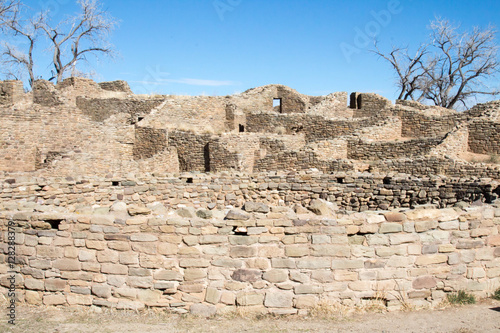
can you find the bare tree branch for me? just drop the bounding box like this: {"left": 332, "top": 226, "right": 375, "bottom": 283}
{"left": 372, "top": 17, "right": 500, "bottom": 109}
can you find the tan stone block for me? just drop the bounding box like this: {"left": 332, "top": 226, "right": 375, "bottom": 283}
{"left": 108, "top": 241, "right": 131, "bottom": 251}
{"left": 45, "top": 279, "right": 66, "bottom": 291}
{"left": 415, "top": 254, "right": 448, "bottom": 266}
{"left": 158, "top": 243, "right": 178, "bottom": 255}
{"left": 137, "top": 289, "right": 162, "bottom": 302}
{"left": 85, "top": 240, "right": 106, "bottom": 250}
{"left": 205, "top": 287, "right": 222, "bottom": 304}
{"left": 139, "top": 254, "right": 163, "bottom": 268}
{"left": 412, "top": 276, "right": 437, "bottom": 289}
{"left": 37, "top": 246, "right": 60, "bottom": 258}
{"left": 331, "top": 259, "right": 364, "bottom": 269}
{"left": 438, "top": 244, "right": 455, "bottom": 253}
{"left": 43, "top": 294, "right": 66, "bottom": 305}
{"left": 184, "top": 268, "right": 207, "bottom": 281}
{"left": 294, "top": 295, "right": 318, "bottom": 308}
{"left": 311, "top": 245, "right": 350, "bottom": 257}
{"left": 97, "top": 250, "right": 119, "bottom": 263}
{"left": 54, "top": 237, "right": 73, "bottom": 246}
{"left": 53, "top": 259, "right": 81, "bottom": 271}
{"left": 67, "top": 294, "right": 93, "bottom": 305}
{"left": 25, "top": 290, "right": 42, "bottom": 305}
{"left": 379, "top": 223, "right": 403, "bottom": 234}
{"left": 101, "top": 263, "right": 128, "bottom": 275}
{"left": 64, "top": 247, "right": 79, "bottom": 258}
{"left": 405, "top": 209, "right": 441, "bottom": 221}
{"left": 179, "top": 258, "right": 210, "bottom": 268}
{"left": 236, "top": 292, "right": 264, "bottom": 306}
{"left": 334, "top": 270, "right": 358, "bottom": 281}
{"left": 220, "top": 291, "right": 235, "bottom": 305}
{"left": 246, "top": 258, "right": 271, "bottom": 270}
{"left": 263, "top": 269, "right": 288, "bottom": 283}
{"left": 348, "top": 281, "right": 372, "bottom": 291}
{"left": 259, "top": 246, "right": 284, "bottom": 258}
{"left": 131, "top": 243, "right": 157, "bottom": 254}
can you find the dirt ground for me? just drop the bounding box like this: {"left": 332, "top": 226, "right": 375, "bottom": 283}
{"left": 1, "top": 299, "right": 499, "bottom": 333}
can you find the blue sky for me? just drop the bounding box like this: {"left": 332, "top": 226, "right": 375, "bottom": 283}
{"left": 12, "top": 0, "right": 500, "bottom": 102}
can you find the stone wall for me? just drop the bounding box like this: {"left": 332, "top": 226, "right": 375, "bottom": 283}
{"left": 98, "top": 81, "right": 133, "bottom": 94}
{"left": 351, "top": 93, "right": 392, "bottom": 118}
{"left": 347, "top": 137, "right": 443, "bottom": 161}
{"left": 76, "top": 97, "right": 164, "bottom": 123}
{"left": 1, "top": 198, "right": 499, "bottom": 314}
{"left": 0, "top": 172, "right": 496, "bottom": 212}
{"left": 468, "top": 120, "right": 500, "bottom": 155}
{"left": 245, "top": 113, "right": 385, "bottom": 142}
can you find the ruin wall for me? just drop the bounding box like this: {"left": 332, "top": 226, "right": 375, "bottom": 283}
{"left": 1, "top": 197, "right": 499, "bottom": 314}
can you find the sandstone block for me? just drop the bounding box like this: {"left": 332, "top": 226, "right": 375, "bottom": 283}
{"left": 285, "top": 245, "right": 309, "bottom": 257}
{"left": 415, "top": 254, "right": 448, "bottom": 266}
{"left": 264, "top": 290, "right": 293, "bottom": 308}
{"left": 231, "top": 269, "right": 261, "bottom": 282}
{"left": 244, "top": 202, "right": 270, "bottom": 213}
{"left": 230, "top": 246, "right": 257, "bottom": 258}
{"left": 263, "top": 269, "right": 288, "bottom": 283}
{"left": 101, "top": 263, "right": 128, "bottom": 275}
{"left": 154, "top": 270, "right": 182, "bottom": 281}
{"left": 43, "top": 295, "right": 66, "bottom": 305}
{"left": 45, "top": 278, "right": 66, "bottom": 291}
{"left": 130, "top": 234, "right": 158, "bottom": 242}
{"left": 205, "top": 287, "right": 222, "bottom": 304}
{"left": 236, "top": 293, "right": 264, "bottom": 306}
{"left": 379, "top": 223, "right": 402, "bottom": 234}
{"left": 412, "top": 276, "right": 437, "bottom": 289}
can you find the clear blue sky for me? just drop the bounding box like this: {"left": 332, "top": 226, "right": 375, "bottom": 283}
{"left": 16, "top": 0, "right": 500, "bottom": 102}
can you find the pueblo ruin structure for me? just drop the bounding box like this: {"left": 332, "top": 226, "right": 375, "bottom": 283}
{"left": 1, "top": 77, "right": 500, "bottom": 315}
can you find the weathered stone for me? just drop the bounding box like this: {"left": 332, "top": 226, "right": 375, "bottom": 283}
{"left": 412, "top": 276, "right": 437, "bottom": 289}
{"left": 244, "top": 202, "right": 270, "bottom": 213}
{"left": 264, "top": 290, "right": 293, "bottom": 308}
{"left": 205, "top": 287, "right": 221, "bottom": 304}
{"left": 263, "top": 270, "right": 288, "bottom": 283}
{"left": 236, "top": 292, "right": 264, "bottom": 306}
{"left": 379, "top": 223, "right": 402, "bottom": 234}
{"left": 231, "top": 269, "right": 261, "bottom": 282}
{"left": 128, "top": 205, "right": 151, "bottom": 216}
{"left": 92, "top": 284, "right": 112, "bottom": 299}
{"left": 225, "top": 210, "right": 250, "bottom": 220}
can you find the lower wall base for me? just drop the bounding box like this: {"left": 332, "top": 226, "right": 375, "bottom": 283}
{"left": 1, "top": 201, "right": 500, "bottom": 315}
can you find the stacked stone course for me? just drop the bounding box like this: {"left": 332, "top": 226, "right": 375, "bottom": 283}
{"left": 1, "top": 199, "right": 499, "bottom": 314}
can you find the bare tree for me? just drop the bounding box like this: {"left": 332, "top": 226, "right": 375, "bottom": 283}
{"left": 373, "top": 18, "right": 500, "bottom": 109}
{"left": 0, "top": 0, "right": 117, "bottom": 87}
{"left": 41, "top": 0, "right": 117, "bottom": 83}
{"left": 1, "top": 8, "right": 45, "bottom": 86}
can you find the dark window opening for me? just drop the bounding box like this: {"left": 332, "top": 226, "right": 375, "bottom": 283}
{"left": 137, "top": 116, "right": 144, "bottom": 122}
{"left": 48, "top": 220, "right": 62, "bottom": 230}
{"left": 112, "top": 181, "right": 120, "bottom": 186}
{"left": 337, "top": 177, "right": 345, "bottom": 184}
{"left": 239, "top": 124, "right": 245, "bottom": 132}
{"left": 186, "top": 178, "right": 193, "bottom": 184}
{"left": 273, "top": 98, "right": 282, "bottom": 113}
{"left": 356, "top": 95, "right": 363, "bottom": 109}
{"left": 383, "top": 177, "right": 392, "bottom": 185}
{"left": 232, "top": 226, "right": 248, "bottom": 236}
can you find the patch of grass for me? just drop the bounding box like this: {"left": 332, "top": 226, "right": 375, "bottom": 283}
{"left": 492, "top": 287, "right": 500, "bottom": 301}
{"left": 447, "top": 291, "right": 476, "bottom": 305}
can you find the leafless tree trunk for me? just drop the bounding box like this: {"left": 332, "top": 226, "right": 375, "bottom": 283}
{"left": 1, "top": 6, "right": 45, "bottom": 87}
{"left": 42, "top": 0, "right": 117, "bottom": 83}
{"left": 372, "top": 18, "right": 500, "bottom": 109}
